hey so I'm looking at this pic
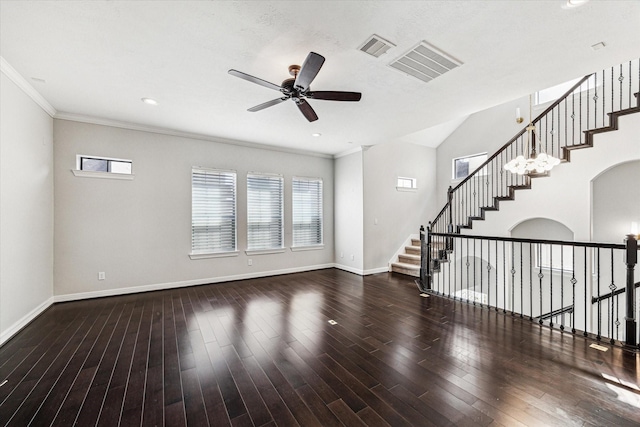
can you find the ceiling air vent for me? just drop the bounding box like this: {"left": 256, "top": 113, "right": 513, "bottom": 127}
{"left": 389, "top": 41, "right": 462, "bottom": 83}
{"left": 359, "top": 34, "right": 395, "bottom": 58}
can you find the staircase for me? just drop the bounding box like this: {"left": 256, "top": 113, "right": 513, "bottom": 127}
{"left": 390, "top": 238, "right": 421, "bottom": 277}
{"left": 391, "top": 239, "right": 448, "bottom": 277}
{"left": 422, "top": 58, "right": 640, "bottom": 291}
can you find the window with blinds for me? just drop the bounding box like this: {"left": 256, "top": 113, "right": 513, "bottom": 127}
{"left": 292, "top": 177, "right": 323, "bottom": 247}
{"left": 191, "top": 168, "right": 237, "bottom": 254}
{"left": 247, "top": 174, "right": 284, "bottom": 250}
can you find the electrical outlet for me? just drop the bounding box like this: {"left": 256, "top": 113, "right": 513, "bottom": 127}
{"left": 340, "top": 252, "right": 344, "bottom": 258}
{"left": 98, "top": 272, "right": 106, "bottom": 280}
{"left": 351, "top": 254, "right": 354, "bottom": 261}
{"left": 248, "top": 259, "right": 253, "bottom": 266}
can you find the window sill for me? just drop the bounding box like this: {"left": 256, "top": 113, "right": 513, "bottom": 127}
{"left": 71, "top": 169, "right": 135, "bottom": 180}
{"left": 245, "top": 248, "right": 286, "bottom": 256}
{"left": 291, "top": 245, "right": 324, "bottom": 252}
{"left": 396, "top": 187, "right": 417, "bottom": 192}
{"left": 189, "top": 251, "right": 239, "bottom": 260}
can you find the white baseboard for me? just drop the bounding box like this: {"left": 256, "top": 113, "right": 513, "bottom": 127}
{"left": 333, "top": 264, "right": 364, "bottom": 275}
{"left": 54, "top": 263, "right": 335, "bottom": 302}
{"left": 0, "top": 297, "right": 54, "bottom": 346}
{"left": 363, "top": 266, "right": 391, "bottom": 275}
{"left": 334, "top": 264, "right": 390, "bottom": 276}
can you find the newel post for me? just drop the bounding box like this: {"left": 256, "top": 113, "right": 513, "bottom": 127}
{"left": 624, "top": 234, "right": 638, "bottom": 349}
{"left": 419, "top": 224, "right": 432, "bottom": 293}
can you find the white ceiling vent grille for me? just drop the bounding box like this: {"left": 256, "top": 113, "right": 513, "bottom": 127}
{"left": 389, "top": 41, "right": 462, "bottom": 83}
{"left": 359, "top": 34, "right": 395, "bottom": 58}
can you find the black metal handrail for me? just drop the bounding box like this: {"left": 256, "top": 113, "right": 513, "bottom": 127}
{"left": 538, "top": 305, "right": 574, "bottom": 321}
{"left": 592, "top": 281, "right": 640, "bottom": 304}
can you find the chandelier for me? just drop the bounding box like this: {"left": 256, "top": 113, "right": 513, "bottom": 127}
{"left": 504, "top": 95, "right": 561, "bottom": 175}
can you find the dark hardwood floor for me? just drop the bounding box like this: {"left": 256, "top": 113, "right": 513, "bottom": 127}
{"left": 1, "top": 269, "right": 638, "bottom": 426}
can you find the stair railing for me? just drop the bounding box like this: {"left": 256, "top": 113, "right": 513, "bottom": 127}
{"left": 431, "top": 58, "right": 640, "bottom": 235}
{"left": 423, "top": 232, "right": 639, "bottom": 350}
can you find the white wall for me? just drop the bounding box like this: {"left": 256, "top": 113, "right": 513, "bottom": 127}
{"left": 592, "top": 160, "right": 640, "bottom": 243}
{"left": 53, "top": 120, "right": 334, "bottom": 299}
{"left": 362, "top": 141, "right": 437, "bottom": 271}
{"left": 333, "top": 150, "right": 364, "bottom": 274}
{"left": 0, "top": 72, "right": 54, "bottom": 343}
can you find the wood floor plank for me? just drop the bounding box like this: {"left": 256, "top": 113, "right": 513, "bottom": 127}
{"left": 0, "top": 269, "right": 638, "bottom": 426}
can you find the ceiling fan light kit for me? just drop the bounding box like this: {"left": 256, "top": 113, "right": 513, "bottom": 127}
{"left": 228, "top": 52, "right": 362, "bottom": 122}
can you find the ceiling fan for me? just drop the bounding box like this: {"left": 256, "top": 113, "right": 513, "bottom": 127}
{"left": 228, "top": 52, "right": 362, "bottom": 122}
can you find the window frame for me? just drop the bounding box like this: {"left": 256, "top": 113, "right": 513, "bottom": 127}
{"left": 246, "top": 172, "right": 285, "bottom": 254}
{"left": 189, "top": 167, "right": 238, "bottom": 259}
{"left": 534, "top": 243, "right": 574, "bottom": 273}
{"left": 451, "top": 152, "right": 488, "bottom": 181}
{"left": 72, "top": 154, "right": 134, "bottom": 180}
{"left": 396, "top": 176, "right": 417, "bottom": 192}
{"left": 292, "top": 176, "right": 324, "bottom": 249}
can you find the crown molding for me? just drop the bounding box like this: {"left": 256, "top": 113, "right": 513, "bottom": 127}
{"left": 1, "top": 56, "right": 56, "bottom": 117}
{"left": 334, "top": 145, "right": 366, "bottom": 159}
{"left": 54, "top": 112, "right": 334, "bottom": 159}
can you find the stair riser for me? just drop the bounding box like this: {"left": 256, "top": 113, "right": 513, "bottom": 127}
{"left": 391, "top": 266, "right": 420, "bottom": 277}
{"left": 405, "top": 246, "right": 420, "bottom": 255}
{"left": 398, "top": 255, "right": 420, "bottom": 265}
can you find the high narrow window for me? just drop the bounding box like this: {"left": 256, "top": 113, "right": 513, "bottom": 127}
{"left": 78, "top": 155, "right": 132, "bottom": 174}
{"left": 452, "top": 153, "right": 487, "bottom": 180}
{"left": 292, "top": 177, "right": 323, "bottom": 247}
{"left": 247, "top": 174, "right": 284, "bottom": 251}
{"left": 191, "top": 168, "right": 237, "bottom": 255}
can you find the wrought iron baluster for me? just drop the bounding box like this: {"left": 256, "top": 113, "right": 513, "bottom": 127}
{"left": 597, "top": 248, "right": 601, "bottom": 340}
{"left": 538, "top": 244, "right": 544, "bottom": 324}
{"left": 572, "top": 89, "right": 576, "bottom": 146}
{"left": 529, "top": 243, "right": 533, "bottom": 320}
{"left": 571, "top": 245, "right": 576, "bottom": 333}
{"left": 510, "top": 241, "right": 515, "bottom": 314}
{"left": 609, "top": 248, "right": 616, "bottom": 344}
{"left": 503, "top": 241, "right": 507, "bottom": 314}
{"left": 494, "top": 240, "right": 498, "bottom": 310}
{"left": 584, "top": 246, "right": 588, "bottom": 337}
{"left": 550, "top": 245, "right": 554, "bottom": 328}
{"left": 480, "top": 240, "right": 484, "bottom": 306}
{"left": 560, "top": 244, "right": 565, "bottom": 331}
{"left": 473, "top": 238, "right": 477, "bottom": 305}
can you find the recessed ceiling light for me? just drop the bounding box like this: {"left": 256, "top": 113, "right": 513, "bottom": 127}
{"left": 141, "top": 97, "right": 158, "bottom": 106}
{"left": 562, "top": 0, "right": 588, "bottom": 9}
{"left": 31, "top": 77, "right": 46, "bottom": 83}
{"left": 591, "top": 42, "right": 606, "bottom": 51}
{"left": 311, "top": 133, "right": 321, "bottom": 137}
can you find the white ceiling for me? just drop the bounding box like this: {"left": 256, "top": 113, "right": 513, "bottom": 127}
{"left": 1, "top": 1, "right": 639, "bottom": 156}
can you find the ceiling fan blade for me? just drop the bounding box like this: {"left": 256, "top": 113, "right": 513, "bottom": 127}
{"left": 296, "top": 99, "right": 318, "bottom": 122}
{"left": 307, "top": 91, "right": 362, "bottom": 102}
{"left": 294, "top": 52, "right": 325, "bottom": 92}
{"left": 228, "top": 69, "right": 282, "bottom": 92}
{"left": 247, "top": 97, "right": 289, "bottom": 112}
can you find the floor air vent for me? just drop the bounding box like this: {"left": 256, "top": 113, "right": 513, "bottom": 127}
{"left": 389, "top": 41, "right": 462, "bottom": 83}
{"left": 359, "top": 34, "right": 395, "bottom": 58}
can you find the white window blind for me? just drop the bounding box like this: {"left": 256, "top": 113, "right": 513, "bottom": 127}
{"left": 292, "top": 177, "right": 323, "bottom": 247}
{"left": 247, "top": 174, "right": 284, "bottom": 250}
{"left": 191, "top": 168, "right": 237, "bottom": 254}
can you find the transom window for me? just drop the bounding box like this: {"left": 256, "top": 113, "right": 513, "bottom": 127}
{"left": 78, "top": 155, "right": 132, "bottom": 174}
{"left": 396, "top": 176, "right": 417, "bottom": 190}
